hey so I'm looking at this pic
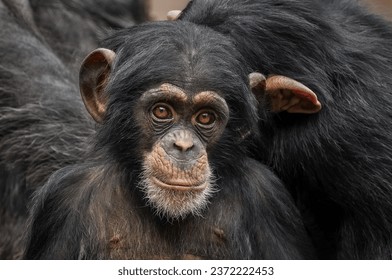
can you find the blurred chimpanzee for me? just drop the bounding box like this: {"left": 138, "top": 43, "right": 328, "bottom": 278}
{"left": 24, "top": 21, "right": 314, "bottom": 259}
{"left": 175, "top": 0, "right": 392, "bottom": 259}
{"left": 2, "top": 0, "right": 147, "bottom": 82}
{"left": 0, "top": 0, "right": 146, "bottom": 259}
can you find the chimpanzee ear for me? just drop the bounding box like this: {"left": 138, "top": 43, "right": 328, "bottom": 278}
{"left": 167, "top": 10, "right": 182, "bottom": 20}
{"left": 79, "top": 48, "right": 116, "bottom": 123}
{"left": 249, "top": 73, "right": 322, "bottom": 114}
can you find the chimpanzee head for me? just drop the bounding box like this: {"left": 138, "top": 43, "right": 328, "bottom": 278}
{"left": 78, "top": 21, "right": 258, "bottom": 219}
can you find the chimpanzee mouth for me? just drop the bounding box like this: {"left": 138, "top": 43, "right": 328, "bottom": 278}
{"left": 151, "top": 176, "right": 207, "bottom": 191}
{"left": 139, "top": 167, "right": 216, "bottom": 219}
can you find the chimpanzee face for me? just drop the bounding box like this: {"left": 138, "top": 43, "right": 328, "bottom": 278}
{"left": 134, "top": 83, "right": 229, "bottom": 219}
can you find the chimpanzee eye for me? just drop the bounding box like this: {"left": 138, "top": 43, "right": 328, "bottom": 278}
{"left": 151, "top": 104, "right": 173, "bottom": 120}
{"left": 195, "top": 110, "right": 216, "bottom": 126}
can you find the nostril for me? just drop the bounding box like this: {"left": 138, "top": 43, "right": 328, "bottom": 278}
{"left": 173, "top": 140, "right": 194, "bottom": 153}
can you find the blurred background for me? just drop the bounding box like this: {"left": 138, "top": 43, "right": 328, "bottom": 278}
{"left": 148, "top": 0, "right": 392, "bottom": 20}
{"left": 364, "top": 0, "right": 392, "bottom": 19}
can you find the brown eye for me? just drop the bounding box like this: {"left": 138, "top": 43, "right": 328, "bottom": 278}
{"left": 152, "top": 104, "right": 173, "bottom": 120}
{"left": 196, "top": 111, "right": 216, "bottom": 126}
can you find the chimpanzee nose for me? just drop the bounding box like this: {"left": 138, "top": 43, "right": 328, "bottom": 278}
{"left": 173, "top": 139, "right": 194, "bottom": 153}
{"left": 162, "top": 129, "right": 202, "bottom": 162}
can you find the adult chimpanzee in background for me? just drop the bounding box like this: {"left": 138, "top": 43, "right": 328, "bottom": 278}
{"left": 174, "top": 0, "right": 392, "bottom": 259}
{"left": 0, "top": 0, "right": 147, "bottom": 259}
{"left": 2, "top": 0, "right": 147, "bottom": 83}
{"left": 24, "top": 21, "right": 314, "bottom": 259}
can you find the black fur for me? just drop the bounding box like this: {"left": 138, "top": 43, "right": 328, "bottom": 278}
{"left": 3, "top": 0, "right": 147, "bottom": 77}
{"left": 24, "top": 21, "right": 314, "bottom": 260}
{"left": 180, "top": 0, "right": 392, "bottom": 259}
{"left": 0, "top": 0, "right": 146, "bottom": 259}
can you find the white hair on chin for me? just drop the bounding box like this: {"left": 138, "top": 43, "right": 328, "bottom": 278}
{"left": 138, "top": 167, "right": 217, "bottom": 221}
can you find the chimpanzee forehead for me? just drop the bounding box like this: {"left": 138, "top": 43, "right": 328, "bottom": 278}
{"left": 140, "top": 83, "right": 227, "bottom": 106}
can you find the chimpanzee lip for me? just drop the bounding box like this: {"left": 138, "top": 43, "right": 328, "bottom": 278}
{"left": 151, "top": 177, "right": 207, "bottom": 191}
